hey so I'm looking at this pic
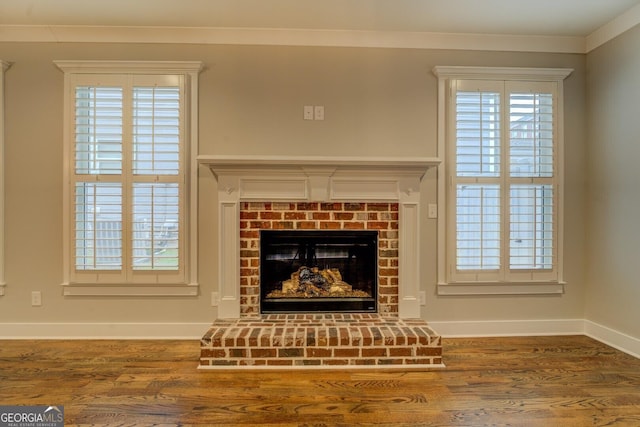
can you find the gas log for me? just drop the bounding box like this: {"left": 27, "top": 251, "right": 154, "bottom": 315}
{"left": 266, "top": 266, "right": 370, "bottom": 299}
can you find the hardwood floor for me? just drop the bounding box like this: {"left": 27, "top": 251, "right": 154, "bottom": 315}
{"left": 1, "top": 335, "right": 639, "bottom": 426}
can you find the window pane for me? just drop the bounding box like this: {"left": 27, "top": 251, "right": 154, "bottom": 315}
{"left": 456, "top": 184, "right": 501, "bottom": 270}
{"left": 510, "top": 185, "right": 553, "bottom": 269}
{"left": 75, "top": 87, "right": 123, "bottom": 174}
{"left": 510, "top": 93, "right": 553, "bottom": 177}
{"left": 132, "top": 183, "right": 179, "bottom": 270}
{"left": 133, "top": 87, "right": 180, "bottom": 175}
{"left": 456, "top": 91, "right": 501, "bottom": 177}
{"left": 75, "top": 183, "right": 122, "bottom": 270}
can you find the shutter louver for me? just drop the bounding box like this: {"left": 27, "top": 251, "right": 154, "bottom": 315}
{"left": 455, "top": 90, "right": 502, "bottom": 272}
{"left": 456, "top": 92, "right": 501, "bottom": 177}
{"left": 456, "top": 184, "right": 501, "bottom": 270}
{"left": 508, "top": 91, "right": 554, "bottom": 270}
{"left": 509, "top": 185, "right": 554, "bottom": 269}
{"left": 74, "top": 86, "right": 124, "bottom": 271}
{"left": 131, "top": 85, "right": 182, "bottom": 273}
{"left": 132, "top": 183, "right": 180, "bottom": 270}
{"left": 75, "top": 87, "right": 123, "bottom": 175}
{"left": 509, "top": 93, "right": 553, "bottom": 178}
{"left": 75, "top": 183, "right": 122, "bottom": 270}
{"left": 133, "top": 87, "right": 180, "bottom": 176}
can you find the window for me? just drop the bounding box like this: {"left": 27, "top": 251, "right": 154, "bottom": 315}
{"left": 56, "top": 61, "right": 202, "bottom": 296}
{"left": 0, "top": 60, "right": 9, "bottom": 296}
{"left": 433, "top": 67, "right": 572, "bottom": 295}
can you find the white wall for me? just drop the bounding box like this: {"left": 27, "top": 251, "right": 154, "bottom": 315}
{"left": 0, "top": 42, "right": 588, "bottom": 338}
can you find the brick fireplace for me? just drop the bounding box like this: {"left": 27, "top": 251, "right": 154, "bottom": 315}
{"left": 198, "top": 155, "right": 442, "bottom": 368}
{"left": 240, "top": 201, "right": 398, "bottom": 316}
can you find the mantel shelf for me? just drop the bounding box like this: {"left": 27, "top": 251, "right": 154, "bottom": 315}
{"left": 197, "top": 154, "right": 440, "bottom": 173}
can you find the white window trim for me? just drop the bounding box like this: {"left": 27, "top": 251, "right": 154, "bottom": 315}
{"left": 55, "top": 60, "right": 203, "bottom": 296}
{"left": 432, "top": 66, "right": 572, "bottom": 296}
{"left": 0, "top": 60, "right": 10, "bottom": 296}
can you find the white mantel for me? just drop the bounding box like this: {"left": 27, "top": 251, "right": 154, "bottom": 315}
{"left": 199, "top": 155, "right": 440, "bottom": 319}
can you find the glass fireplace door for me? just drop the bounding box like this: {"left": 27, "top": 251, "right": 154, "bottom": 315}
{"left": 259, "top": 230, "right": 378, "bottom": 313}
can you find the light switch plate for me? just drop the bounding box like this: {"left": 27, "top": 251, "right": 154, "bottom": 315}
{"left": 314, "top": 105, "right": 324, "bottom": 120}
{"left": 303, "top": 105, "right": 314, "bottom": 120}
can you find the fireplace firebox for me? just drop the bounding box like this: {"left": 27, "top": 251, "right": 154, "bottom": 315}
{"left": 260, "top": 230, "right": 378, "bottom": 313}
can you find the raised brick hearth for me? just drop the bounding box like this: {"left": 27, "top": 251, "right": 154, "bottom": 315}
{"left": 200, "top": 314, "right": 442, "bottom": 369}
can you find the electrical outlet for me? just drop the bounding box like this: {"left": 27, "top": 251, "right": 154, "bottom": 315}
{"left": 428, "top": 204, "right": 438, "bottom": 219}
{"left": 31, "top": 291, "right": 42, "bottom": 307}
{"left": 211, "top": 292, "right": 219, "bottom": 306}
{"left": 419, "top": 291, "right": 426, "bottom": 305}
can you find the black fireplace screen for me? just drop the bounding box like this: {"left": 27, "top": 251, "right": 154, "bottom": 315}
{"left": 260, "top": 230, "right": 378, "bottom": 313}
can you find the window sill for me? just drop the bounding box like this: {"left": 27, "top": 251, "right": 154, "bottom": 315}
{"left": 62, "top": 282, "right": 199, "bottom": 297}
{"left": 437, "top": 281, "right": 565, "bottom": 296}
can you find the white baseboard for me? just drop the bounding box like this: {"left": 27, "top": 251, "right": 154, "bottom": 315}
{"left": 429, "top": 318, "right": 640, "bottom": 360}
{"left": 1, "top": 319, "right": 638, "bottom": 361}
{"left": 0, "top": 322, "right": 212, "bottom": 339}
{"left": 584, "top": 320, "right": 640, "bottom": 359}
{"left": 428, "top": 318, "right": 585, "bottom": 338}
{"left": 0, "top": 319, "right": 584, "bottom": 340}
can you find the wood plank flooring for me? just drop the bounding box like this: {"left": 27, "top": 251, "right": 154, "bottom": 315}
{"left": 1, "top": 335, "right": 639, "bottom": 426}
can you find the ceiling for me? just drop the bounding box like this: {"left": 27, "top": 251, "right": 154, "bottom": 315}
{"left": 1, "top": 0, "right": 640, "bottom": 52}
{"left": 1, "top": 0, "right": 639, "bottom": 36}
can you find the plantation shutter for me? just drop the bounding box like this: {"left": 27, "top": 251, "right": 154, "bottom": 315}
{"left": 131, "top": 83, "right": 182, "bottom": 273}
{"left": 70, "top": 74, "right": 185, "bottom": 285}
{"left": 449, "top": 79, "right": 558, "bottom": 283}
{"left": 74, "top": 83, "right": 124, "bottom": 278}
{"left": 451, "top": 80, "right": 503, "bottom": 282}
{"left": 507, "top": 82, "right": 556, "bottom": 276}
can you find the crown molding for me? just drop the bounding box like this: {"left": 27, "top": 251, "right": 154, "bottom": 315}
{"left": 0, "top": 25, "right": 586, "bottom": 53}
{"left": 586, "top": 2, "right": 640, "bottom": 52}
{"left": 2, "top": 4, "right": 639, "bottom": 55}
